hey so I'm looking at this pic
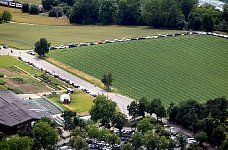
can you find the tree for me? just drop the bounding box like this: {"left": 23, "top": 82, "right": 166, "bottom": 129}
{"left": 106, "top": 133, "right": 120, "bottom": 146}
{"left": 33, "top": 121, "right": 58, "bottom": 150}
{"left": 211, "top": 125, "right": 226, "bottom": 146}
{"left": 222, "top": 4, "right": 228, "bottom": 21}
{"left": 34, "top": 38, "right": 50, "bottom": 57}
{"left": 187, "top": 144, "right": 203, "bottom": 150}
{"left": 177, "top": 134, "right": 186, "bottom": 150}
{"left": 22, "top": 3, "right": 29, "bottom": 13}
{"left": 127, "top": 101, "right": 138, "bottom": 120}
{"left": 178, "top": 0, "right": 197, "bottom": 21}
{"left": 69, "top": 0, "right": 99, "bottom": 24}
{"left": 121, "top": 142, "right": 134, "bottom": 150}
{"left": 101, "top": 72, "right": 113, "bottom": 91}
{"left": 87, "top": 125, "right": 100, "bottom": 139}
{"left": 48, "top": 7, "right": 63, "bottom": 17}
{"left": 158, "top": 136, "right": 170, "bottom": 150}
{"left": 183, "top": 108, "right": 198, "bottom": 132}
{"left": 130, "top": 132, "right": 144, "bottom": 149}
{"left": 3, "top": 136, "right": 32, "bottom": 150}
{"left": 188, "top": 12, "right": 202, "bottom": 30}
{"left": 138, "top": 97, "right": 148, "bottom": 118}
{"left": 116, "top": 0, "right": 143, "bottom": 25}
{"left": 144, "top": 130, "right": 159, "bottom": 150}
{"left": 0, "top": 13, "right": 2, "bottom": 24}
{"left": 29, "top": 5, "right": 39, "bottom": 15}
{"left": 70, "top": 136, "right": 88, "bottom": 149}
{"left": 112, "top": 112, "right": 128, "bottom": 133}
{"left": 98, "top": 0, "right": 118, "bottom": 24}
{"left": 195, "top": 132, "right": 208, "bottom": 146}
{"left": 2, "top": 11, "right": 12, "bottom": 23}
{"left": 42, "top": 0, "right": 59, "bottom": 10}
{"left": 219, "top": 140, "right": 228, "bottom": 150}
{"left": 90, "top": 95, "right": 116, "bottom": 127}
{"left": 202, "top": 13, "right": 214, "bottom": 32}
{"left": 136, "top": 117, "right": 153, "bottom": 134}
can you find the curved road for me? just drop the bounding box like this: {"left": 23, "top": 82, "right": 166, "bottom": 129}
{"left": 0, "top": 47, "right": 132, "bottom": 117}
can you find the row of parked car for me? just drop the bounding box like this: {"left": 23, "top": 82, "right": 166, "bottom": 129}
{"left": 48, "top": 31, "right": 228, "bottom": 50}
{"left": 164, "top": 125, "right": 197, "bottom": 145}
{"left": 18, "top": 56, "right": 98, "bottom": 97}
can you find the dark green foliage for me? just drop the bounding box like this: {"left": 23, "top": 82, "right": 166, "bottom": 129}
{"left": 32, "top": 121, "right": 58, "bottom": 150}
{"left": 98, "top": 0, "right": 118, "bottom": 24}
{"left": 211, "top": 125, "right": 226, "bottom": 146}
{"left": 70, "top": 135, "right": 88, "bottom": 149}
{"left": 130, "top": 132, "right": 144, "bottom": 149}
{"left": 111, "top": 112, "right": 127, "bottom": 132}
{"left": 202, "top": 13, "right": 214, "bottom": 32}
{"left": 101, "top": 72, "right": 113, "bottom": 91}
{"left": 42, "top": 0, "right": 59, "bottom": 10}
{"left": 137, "top": 117, "right": 153, "bottom": 134}
{"left": 219, "top": 140, "right": 228, "bottom": 150}
{"left": 0, "top": 136, "right": 32, "bottom": 150}
{"left": 34, "top": 38, "right": 50, "bottom": 57}
{"left": 0, "top": 13, "right": 2, "bottom": 24}
{"left": 138, "top": 97, "right": 148, "bottom": 118}
{"left": 29, "top": 5, "right": 39, "bottom": 15}
{"left": 188, "top": 12, "right": 202, "bottom": 30}
{"left": 22, "top": 3, "right": 29, "bottom": 13}
{"left": 178, "top": 0, "right": 197, "bottom": 21}
{"left": 121, "top": 142, "right": 134, "bottom": 150}
{"left": 195, "top": 132, "right": 208, "bottom": 145}
{"left": 116, "top": 0, "right": 143, "bottom": 25}
{"left": 2, "top": 11, "right": 12, "bottom": 23}
{"left": 142, "top": 0, "right": 184, "bottom": 28}
{"left": 61, "top": 110, "right": 76, "bottom": 130}
{"left": 69, "top": 0, "right": 99, "bottom": 24}
{"left": 48, "top": 7, "right": 63, "bottom": 17}
{"left": 127, "top": 101, "right": 138, "bottom": 120}
{"left": 90, "top": 95, "right": 116, "bottom": 127}
{"left": 59, "top": 0, "right": 75, "bottom": 6}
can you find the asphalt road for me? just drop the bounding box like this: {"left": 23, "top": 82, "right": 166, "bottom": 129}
{"left": 0, "top": 47, "right": 132, "bottom": 117}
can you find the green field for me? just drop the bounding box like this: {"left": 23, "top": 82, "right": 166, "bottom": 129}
{"left": 48, "top": 90, "right": 95, "bottom": 113}
{"left": 0, "top": 23, "right": 179, "bottom": 49}
{"left": 49, "top": 35, "right": 228, "bottom": 105}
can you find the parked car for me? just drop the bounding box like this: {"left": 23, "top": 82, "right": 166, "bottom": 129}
{"left": 68, "top": 43, "right": 78, "bottom": 48}
{"left": 49, "top": 46, "right": 57, "bottom": 50}
{"left": 3, "top": 45, "right": 8, "bottom": 49}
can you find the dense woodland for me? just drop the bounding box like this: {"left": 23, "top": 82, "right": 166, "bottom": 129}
{"left": 32, "top": 0, "right": 228, "bottom": 32}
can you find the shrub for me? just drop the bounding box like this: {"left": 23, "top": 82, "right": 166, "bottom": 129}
{"left": 0, "top": 79, "right": 5, "bottom": 85}
{"left": 0, "top": 13, "right": 2, "bottom": 24}
{"left": 2, "top": 11, "right": 12, "bottom": 22}
{"left": 29, "top": 5, "right": 39, "bottom": 15}
{"left": 0, "top": 73, "right": 4, "bottom": 78}
{"left": 48, "top": 7, "right": 63, "bottom": 17}
{"left": 22, "top": 3, "right": 29, "bottom": 13}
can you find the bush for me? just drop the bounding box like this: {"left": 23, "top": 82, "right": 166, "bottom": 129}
{"left": 0, "top": 73, "right": 4, "bottom": 78}
{"left": 22, "top": 3, "right": 29, "bottom": 13}
{"left": 29, "top": 5, "right": 39, "bottom": 15}
{"left": 2, "top": 11, "right": 12, "bottom": 22}
{"left": 48, "top": 7, "right": 63, "bottom": 17}
{"left": 0, "top": 13, "right": 2, "bottom": 24}
{"left": 0, "top": 79, "right": 5, "bottom": 85}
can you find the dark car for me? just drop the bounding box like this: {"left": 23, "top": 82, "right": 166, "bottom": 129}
{"left": 3, "top": 45, "right": 9, "bottom": 49}
{"left": 68, "top": 43, "right": 78, "bottom": 48}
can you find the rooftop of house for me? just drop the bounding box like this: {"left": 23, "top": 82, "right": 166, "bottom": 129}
{"left": 0, "top": 90, "right": 50, "bottom": 127}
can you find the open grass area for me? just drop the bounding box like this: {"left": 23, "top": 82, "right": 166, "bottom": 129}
{"left": 0, "top": 56, "right": 39, "bottom": 74}
{"left": 49, "top": 35, "right": 228, "bottom": 105}
{"left": 0, "top": 23, "right": 179, "bottom": 49}
{"left": 19, "top": 0, "right": 41, "bottom": 4}
{"left": 48, "top": 90, "right": 95, "bottom": 113}
{"left": 0, "top": 6, "right": 69, "bottom": 26}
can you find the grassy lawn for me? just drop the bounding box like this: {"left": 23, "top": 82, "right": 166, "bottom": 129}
{"left": 0, "top": 23, "right": 179, "bottom": 49}
{"left": 0, "top": 56, "right": 39, "bottom": 74}
{"left": 19, "top": 0, "right": 41, "bottom": 4}
{"left": 0, "top": 6, "right": 69, "bottom": 26}
{"left": 48, "top": 90, "right": 95, "bottom": 113}
{"left": 49, "top": 35, "right": 228, "bottom": 105}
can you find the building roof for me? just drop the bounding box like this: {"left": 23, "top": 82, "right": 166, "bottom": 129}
{"left": 0, "top": 91, "right": 50, "bottom": 127}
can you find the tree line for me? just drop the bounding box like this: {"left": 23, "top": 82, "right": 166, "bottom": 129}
{"left": 40, "top": 0, "right": 228, "bottom": 32}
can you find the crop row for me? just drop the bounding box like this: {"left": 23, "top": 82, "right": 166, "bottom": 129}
{"left": 49, "top": 35, "right": 228, "bottom": 105}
